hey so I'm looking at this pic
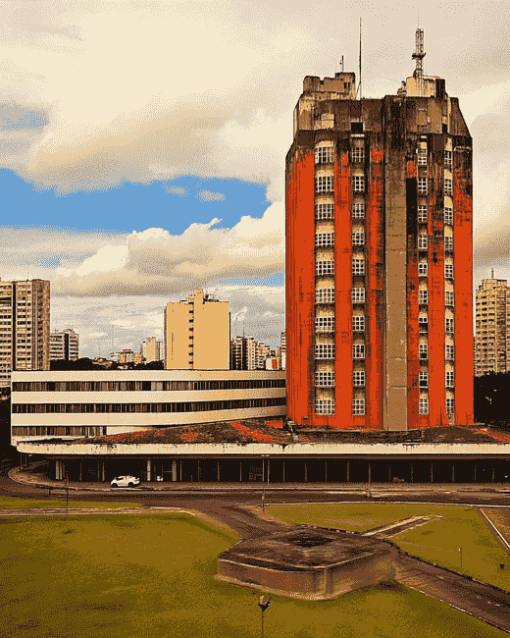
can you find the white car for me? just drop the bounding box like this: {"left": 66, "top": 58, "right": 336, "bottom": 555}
{"left": 111, "top": 475, "right": 140, "bottom": 488}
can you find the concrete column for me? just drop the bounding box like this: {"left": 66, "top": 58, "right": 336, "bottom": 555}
{"left": 325, "top": 461, "right": 327, "bottom": 483}
{"left": 267, "top": 459, "right": 270, "bottom": 484}
{"left": 239, "top": 461, "right": 242, "bottom": 482}
{"left": 97, "top": 460, "right": 100, "bottom": 482}
{"left": 282, "top": 460, "right": 285, "bottom": 483}
{"left": 56, "top": 459, "right": 60, "bottom": 480}
{"left": 102, "top": 460, "right": 105, "bottom": 483}
{"left": 216, "top": 460, "right": 220, "bottom": 482}
{"left": 452, "top": 463, "right": 455, "bottom": 483}
{"left": 180, "top": 460, "right": 182, "bottom": 482}
{"left": 346, "top": 460, "right": 350, "bottom": 483}
{"left": 430, "top": 462, "right": 433, "bottom": 483}
{"left": 172, "top": 460, "right": 177, "bottom": 482}
{"left": 147, "top": 459, "right": 152, "bottom": 482}
{"left": 79, "top": 463, "right": 83, "bottom": 482}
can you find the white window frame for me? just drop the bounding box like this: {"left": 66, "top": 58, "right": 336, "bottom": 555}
{"left": 418, "top": 206, "right": 428, "bottom": 223}
{"left": 445, "top": 291, "right": 454, "bottom": 306}
{"left": 418, "top": 235, "right": 428, "bottom": 250}
{"left": 446, "top": 371, "right": 455, "bottom": 388}
{"left": 445, "top": 178, "right": 453, "bottom": 196}
{"left": 315, "top": 203, "right": 334, "bottom": 220}
{"left": 353, "top": 343, "right": 365, "bottom": 359}
{"left": 419, "top": 371, "right": 429, "bottom": 388}
{"left": 353, "top": 175, "right": 365, "bottom": 193}
{"left": 316, "top": 261, "right": 334, "bottom": 276}
{"left": 351, "top": 147, "right": 365, "bottom": 163}
{"left": 315, "top": 371, "right": 335, "bottom": 387}
{"left": 315, "top": 233, "right": 335, "bottom": 248}
{"left": 352, "top": 315, "right": 365, "bottom": 332}
{"left": 316, "top": 399, "right": 335, "bottom": 415}
{"left": 445, "top": 317, "right": 454, "bottom": 334}
{"left": 352, "top": 258, "right": 365, "bottom": 276}
{"left": 315, "top": 344, "right": 335, "bottom": 359}
{"left": 445, "top": 264, "right": 454, "bottom": 279}
{"left": 418, "top": 177, "right": 427, "bottom": 195}
{"left": 417, "top": 147, "right": 427, "bottom": 166}
{"left": 444, "top": 150, "right": 453, "bottom": 167}
{"left": 352, "top": 231, "right": 365, "bottom": 247}
{"left": 352, "top": 288, "right": 366, "bottom": 304}
{"left": 419, "top": 398, "right": 429, "bottom": 415}
{"left": 444, "top": 235, "right": 454, "bottom": 252}
{"left": 352, "top": 398, "right": 365, "bottom": 415}
{"left": 315, "top": 175, "right": 334, "bottom": 194}
{"left": 353, "top": 370, "right": 365, "bottom": 387}
{"left": 444, "top": 207, "right": 454, "bottom": 225}
{"left": 419, "top": 343, "right": 428, "bottom": 360}
{"left": 315, "top": 316, "right": 335, "bottom": 332}
{"left": 445, "top": 344, "right": 455, "bottom": 360}
{"left": 315, "top": 288, "right": 335, "bottom": 304}
{"left": 446, "top": 397, "right": 454, "bottom": 414}
{"left": 418, "top": 289, "right": 428, "bottom": 305}
{"left": 352, "top": 203, "right": 365, "bottom": 219}
{"left": 418, "top": 263, "right": 428, "bottom": 277}
{"left": 315, "top": 147, "right": 334, "bottom": 165}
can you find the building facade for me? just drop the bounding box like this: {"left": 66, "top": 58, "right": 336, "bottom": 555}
{"left": 164, "top": 289, "right": 230, "bottom": 370}
{"left": 286, "top": 30, "right": 473, "bottom": 430}
{"left": 11, "top": 369, "right": 286, "bottom": 441}
{"left": 475, "top": 276, "right": 510, "bottom": 376}
{"left": 0, "top": 278, "right": 50, "bottom": 386}
{"left": 50, "top": 329, "right": 79, "bottom": 361}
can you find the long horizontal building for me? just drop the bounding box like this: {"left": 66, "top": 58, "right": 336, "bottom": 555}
{"left": 11, "top": 370, "right": 286, "bottom": 441}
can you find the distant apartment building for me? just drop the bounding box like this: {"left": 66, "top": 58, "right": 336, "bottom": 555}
{"left": 144, "top": 337, "right": 157, "bottom": 363}
{"left": 475, "top": 275, "right": 510, "bottom": 376}
{"left": 0, "top": 278, "right": 50, "bottom": 386}
{"left": 280, "top": 332, "right": 286, "bottom": 371}
{"left": 164, "top": 289, "right": 230, "bottom": 370}
{"left": 50, "top": 329, "right": 79, "bottom": 362}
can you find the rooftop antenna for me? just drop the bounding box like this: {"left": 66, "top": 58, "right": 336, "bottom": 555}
{"left": 412, "top": 26, "right": 426, "bottom": 79}
{"left": 340, "top": 55, "right": 344, "bottom": 73}
{"left": 358, "top": 18, "right": 362, "bottom": 100}
{"left": 492, "top": 268, "right": 495, "bottom": 279}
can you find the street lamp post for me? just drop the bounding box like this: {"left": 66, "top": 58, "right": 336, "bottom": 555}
{"left": 258, "top": 595, "right": 271, "bottom": 638}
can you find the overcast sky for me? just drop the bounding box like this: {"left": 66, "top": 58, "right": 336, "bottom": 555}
{"left": 0, "top": 0, "right": 508, "bottom": 357}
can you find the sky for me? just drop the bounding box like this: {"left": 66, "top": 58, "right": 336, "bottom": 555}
{"left": 0, "top": 0, "right": 508, "bottom": 357}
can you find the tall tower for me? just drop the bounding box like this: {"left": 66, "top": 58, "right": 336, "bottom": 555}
{"left": 475, "top": 276, "right": 510, "bottom": 376}
{"left": 286, "top": 31, "right": 473, "bottom": 430}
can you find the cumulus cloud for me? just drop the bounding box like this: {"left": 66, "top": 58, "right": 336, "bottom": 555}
{"left": 162, "top": 184, "right": 188, "bottom": 196}
{"left": 198, "top": 190, "right": 226, "bottom": 202}
{"left": 51, "top": 202, "right": 284, "bottom": 297}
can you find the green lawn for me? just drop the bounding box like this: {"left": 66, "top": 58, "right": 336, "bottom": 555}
{"left": 0, "top": 496, "right": 142, "bottom": 509}
{"left": 0, "top": 513, "right": 506, "bottom": 637}
{"left": 268, "top": 503, "right": 510, "bottom": 590}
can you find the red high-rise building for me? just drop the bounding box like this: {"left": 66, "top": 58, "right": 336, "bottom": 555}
{"left": 286, "top": 31, "right": 473, "bottom": 430}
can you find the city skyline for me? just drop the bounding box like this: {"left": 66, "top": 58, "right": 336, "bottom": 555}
{"left": 0, "top": 1, "right": 508, "bottom": 358}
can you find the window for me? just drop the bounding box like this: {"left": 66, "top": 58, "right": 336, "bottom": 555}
{"left": 419, "top": 289, "right": 428, "bottom": 305}
{"left": 418, "top": 177, "right": 427, "bottom": 195}
{"left": 445, "top": 264, "right": 454, "bottom": 279}
{"left": 315, "top": 316, "right": 335, "bottom": 332}
{"left": 315, "top": 344, "right": 335, "bottom": 359}
{"left": 417, "top": 147, "right": 427, "bottom": 166}
{"left": 444, "top": 207, "right": 454, "bottom": 225}
{"left": 315, "top": 175, "right": 334, "bottom": 194}
{"left": 353, "top": 370, "right": 365, "bottom": 387}
{"left": 444, "top": 150, "right": 453, "bottom": 166}
{"left": 315, "top": 288, "right": 335, "bottom": 304}
{"left": 353, "top": 398, "right": 365, "bottom": 415}
{"left": 418, "top": 235, "right": 428, "bottom": 250}
{"left": 445, "top": 317, "right": 454, "bottom": 333}
{"left": 353, "top": 315, "right": 365, "bottom": 332}
{"left": 444, "top": 235, "right": 454, "bottom": 251}
{"left": 352, "top": 258, "right": 365, "bottom": 276}
{"left": 419, "top": 316, "right": 428, "bottom": 332}
{"left": 419, "top": 343, "right": 428, "bottom": 360}
{"left": 315, "top": 371, "right": 335, "bottom": 387}
{"left": 315, "top": 203, "right": 334, "bottom": 220}
{"left": 446, "top": 397, "right": 454, "bottom": 414}
{"left": 418, "top": 263, "right": 428, "bottom": 277}
{"left": 316, "top": 261, "right": 334, "bottom": 276}
{"left": 352, "top": 203, "right": 365, "bottom": 219}
{"left": 446, "top": 371, "right": 455, "bottom": 388}
{"left": 315, "top": 146, "right": 334, "bottom": 164}
{"left": 419, "top": 371, "right": 429, "bottom": 388}
{"left": 445, "top": 178, "right": 453, "bottom": 196}
{"left": 316, "top": 399, "right": 335, "bottom": 415}
{"left": 419, "top": 398, "right": 429, "bottom": 415}
{"left": 445, "top": 344, "right": 455, "bottom": 360}
{"left": 352, "top": 231, "right": 365, "bottom": 246}
{"left": 351, "top": 147, "right": 364, "bottom": 163}
{"left": 353, "top": 343, "right": 365, "bottom": 359}
{"left": 418, "top": 206, "right": 428, "bottom": 223}
{"left": 315, "top": 232, "right": 334, "bottom": 248}
{"left": 445, "top": 291, "right": 454, "bottom": 306}
{"left": 352, "top": 288, "right": 366, "bottom": 304}
{"left": 353, "top": 175, "right": 365, "bottom": 193}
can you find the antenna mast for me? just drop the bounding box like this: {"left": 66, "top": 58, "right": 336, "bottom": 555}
{"left": 412, "top": 27, "right": 426, "bottom": 79}
{"left": 358, "top": 18, "right": 362, "bottom": 100}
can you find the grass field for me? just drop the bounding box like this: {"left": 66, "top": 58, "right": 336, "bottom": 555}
{"left": 0, "top": 513, "right": 507, "bottom": 637}
{"left": 267, "top": 503, "right": 510, "bottom": 590}
{"left": 0, "top": 496, "right": 142, "bottom": 509}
